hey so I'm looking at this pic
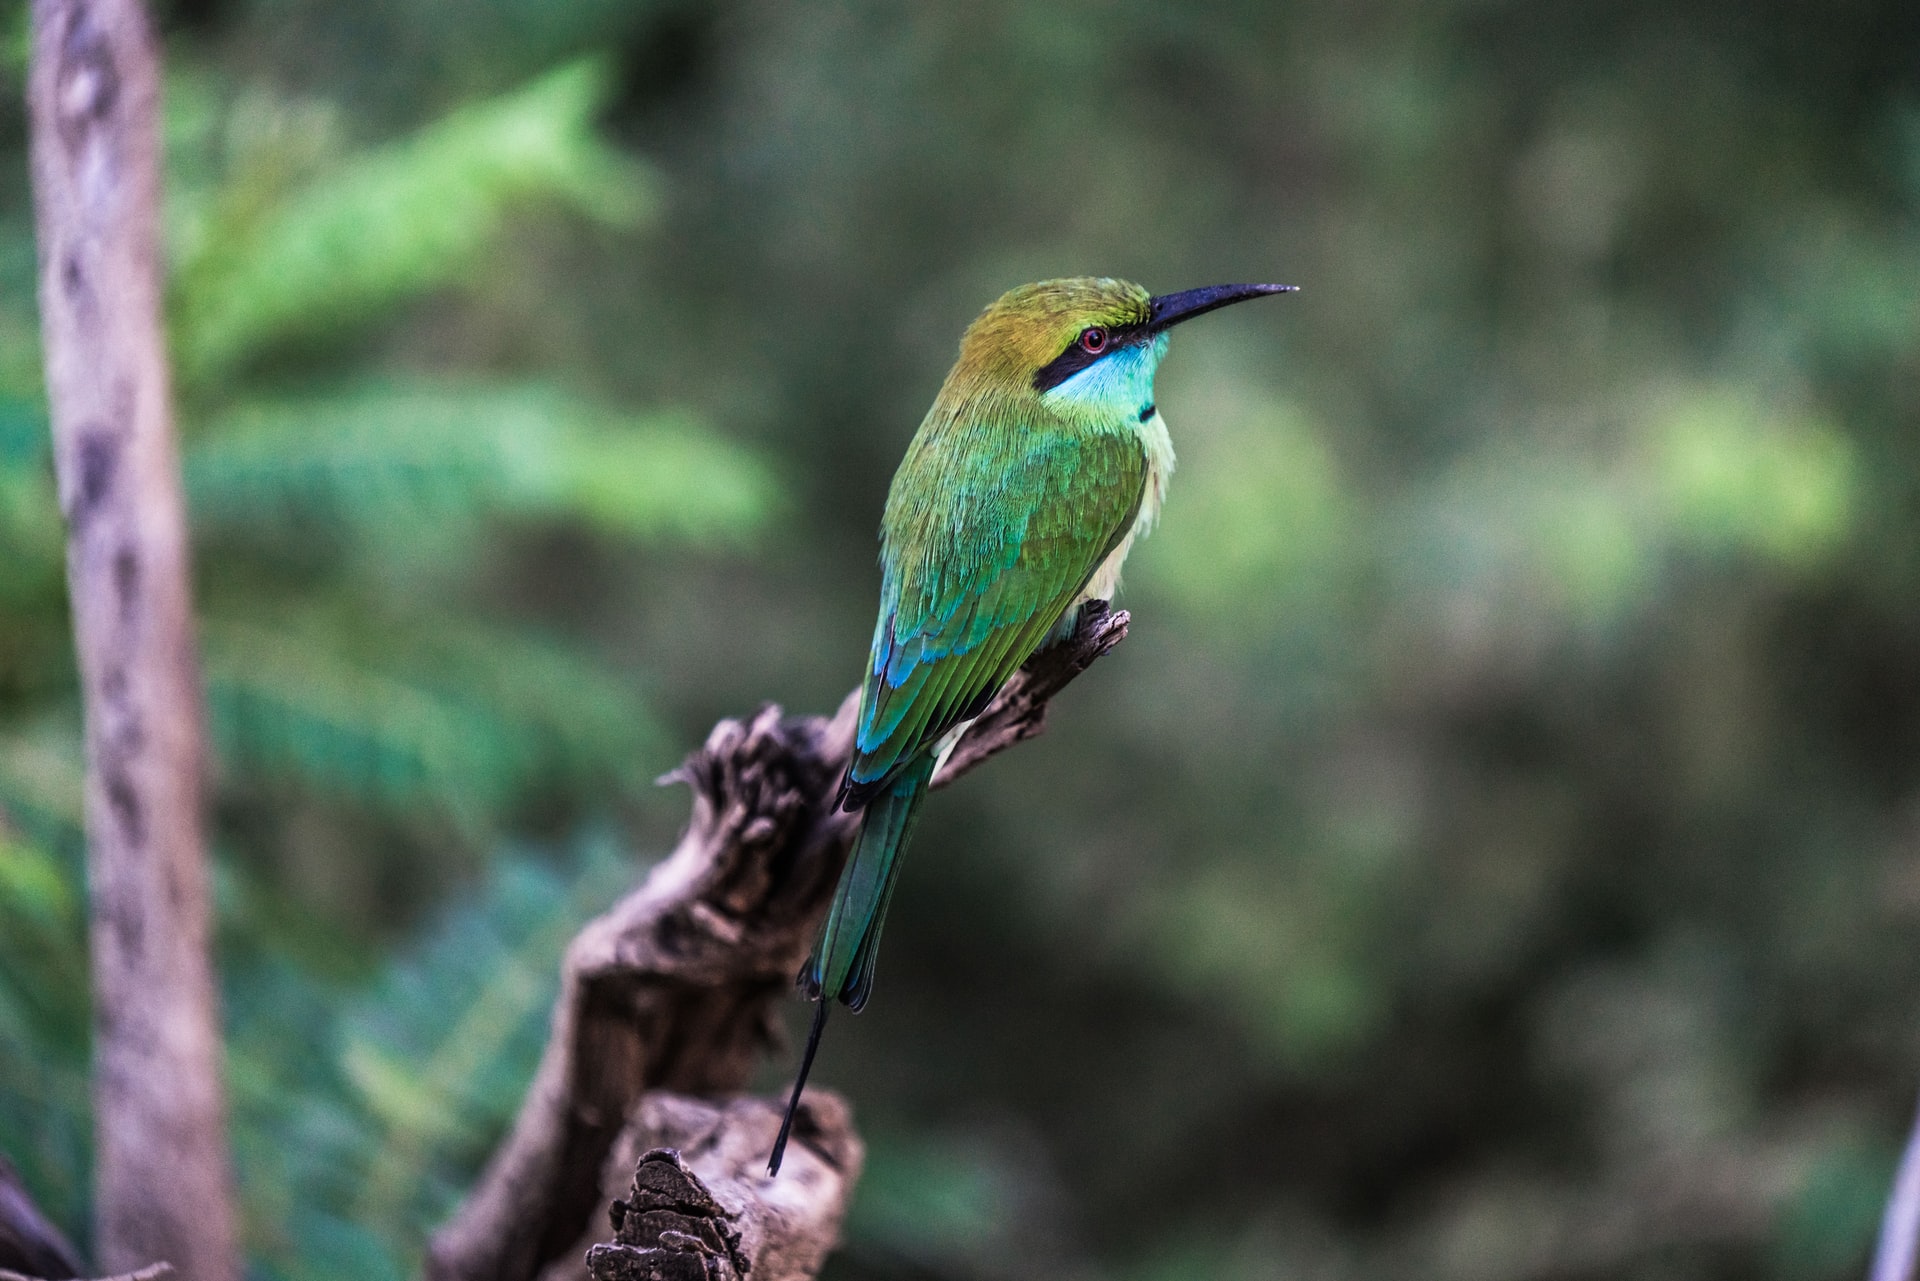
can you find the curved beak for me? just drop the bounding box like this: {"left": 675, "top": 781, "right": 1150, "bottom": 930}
{"left": 1147, "top": 282, "right": 1297, "bottom": 333}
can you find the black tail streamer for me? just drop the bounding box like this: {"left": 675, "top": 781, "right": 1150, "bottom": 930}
{"left": 768, "top": 999, "right": 831, "bottom": 1176}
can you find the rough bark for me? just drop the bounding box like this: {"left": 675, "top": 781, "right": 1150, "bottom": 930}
{"left": 426, "top": 603, "right": 1130, "bottom": 1281}
{"left": 25, "top": 3, "right": 237, "bottom": 1279}
{"left": 582, "top": 1095, "right": 861, "bottom": 1281}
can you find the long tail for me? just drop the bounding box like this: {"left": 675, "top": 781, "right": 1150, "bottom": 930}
{"left": 768, "top": 999, "right": 827, "bottom": 1176}
{"left": 768, "top": 755, "right": 932, "bottom": 1175}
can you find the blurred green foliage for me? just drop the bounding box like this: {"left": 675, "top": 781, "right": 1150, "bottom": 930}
{"left": 2, "top": 0, "right": 1919, "bottom": 1279}
{"left": 0, "top": 28, "right": 769, "bottom": 1278}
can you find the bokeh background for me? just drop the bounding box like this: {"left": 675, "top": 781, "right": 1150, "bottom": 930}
{"left": 3, "top": 1, "right": 1919, "bottom": 1277}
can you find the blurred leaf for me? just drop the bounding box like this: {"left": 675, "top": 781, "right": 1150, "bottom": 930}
{"left": 0, "top": 394, "right": 47, "bottom": 469}
{"left": 1652, "top": 390, "right": 1856, "bottom": 567}
{"left": 0, "top": 397, "right": 63, "bottom": 611}
{"left": 0, "top": 718, "right": 86, "bottom": 843}
{"left": 0, "top": 829, "right": 89, "bottom": 1240}
{"left": 0, "top": 17, "right": 23, "bottom": 93}
{"left": 1771, "top": 1135, "right": 1895, "bottom": 1280}
{"left": 185, "top": 383, "right": 773, "bottom": 546}
{"left": 1135, "top": 856, "right": 1391, "bottom": 1064}
{"left": 0, "top": 833, "right": 77, "bottom": 929}
{"left": 844, "top": 1126, "right": 1068, "bottom": 1279}
{"left": 1529, "top": 476, "right": 1650, "bottom": 624}
{"left": 1137, "top": 396, "right": 1357, "bottom": 622}
{"left": 172, "top": 60, "right": 653, "bottom": 383}
{"left": 201, "top": 608, "right": 660, "bottom": 815}
{"left": 223, "top": 838, "right": 632, "bottom": 1280}
{"left": 848, "top": 1135, "right": 1007, "bottom": 1259}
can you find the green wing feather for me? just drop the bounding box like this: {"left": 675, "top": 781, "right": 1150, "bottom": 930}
{"left": 845, "top": 415, "right": 1145, "bottom": 803}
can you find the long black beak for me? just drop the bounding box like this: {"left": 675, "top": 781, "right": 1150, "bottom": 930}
{"left": 1147, "top": 282, "right": 1297, "bottom": 333}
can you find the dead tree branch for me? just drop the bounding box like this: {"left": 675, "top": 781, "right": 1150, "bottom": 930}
{"left": 584, "top": 1094, "right": 861, "bottom": 1281}
{"left": 26, "top": 2, "right": 236, "bottom": 1279}
{"left": 426, "top": 604, "right": 1130, "bottom": 1281}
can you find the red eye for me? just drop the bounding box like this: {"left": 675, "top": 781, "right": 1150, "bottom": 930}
{"left": 1078, "top": 326, "right": 1108, "bottom": 354}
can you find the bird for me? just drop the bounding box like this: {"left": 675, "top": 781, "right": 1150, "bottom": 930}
{"left": 767, "top": 276, "right": 1296, "bottom": 1175}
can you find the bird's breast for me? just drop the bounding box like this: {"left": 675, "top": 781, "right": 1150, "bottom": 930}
{"left": 1080, "top": 409, "right": 1174, "bottom": 605}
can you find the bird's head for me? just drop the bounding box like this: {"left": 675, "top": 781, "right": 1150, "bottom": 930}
{"left": 952, "top": 276, "right": 1296, "bottom": 414}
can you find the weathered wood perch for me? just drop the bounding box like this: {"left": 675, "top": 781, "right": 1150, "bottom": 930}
{"left": 584, "top": 1094, "right": 862, "bottom": 1281}
{"left": 426, "top": 602, "right": 1130, "bottom": 1281}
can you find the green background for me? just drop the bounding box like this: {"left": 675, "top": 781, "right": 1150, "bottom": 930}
{"left": 1, "top": 1, "right": 1918, "bottom": 1278}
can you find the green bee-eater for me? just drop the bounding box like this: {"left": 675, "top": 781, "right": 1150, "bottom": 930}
{"left": 769, "top": 276, "right": 1294, "bottom": 1174}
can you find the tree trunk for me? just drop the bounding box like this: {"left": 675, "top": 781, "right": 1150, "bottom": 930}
{"left": 26, "top": 3, "right": 238, "bottom": 1278}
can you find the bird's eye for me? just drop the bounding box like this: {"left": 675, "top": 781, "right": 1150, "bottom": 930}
{"left": 1078, "top": 326, "right": 1109, "bottom": 354}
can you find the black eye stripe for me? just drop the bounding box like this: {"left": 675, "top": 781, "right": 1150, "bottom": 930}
{"left": 1031, "top": 322, "right": 1148, "bottom": 392}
